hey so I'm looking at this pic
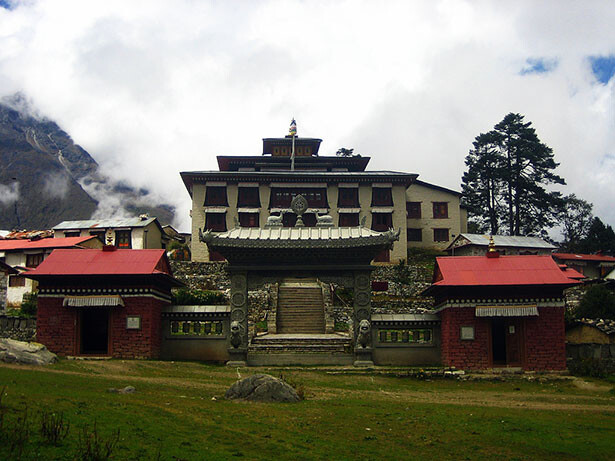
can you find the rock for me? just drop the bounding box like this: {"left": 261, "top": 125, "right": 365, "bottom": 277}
{"left": 225, "top": 374, "right": 301, "bottom": 403}
{"left": 107, "top": 386, "right": 136, "bottom": 394}
{"left": 0, "top": 338, "right": 58, "bottom": 365}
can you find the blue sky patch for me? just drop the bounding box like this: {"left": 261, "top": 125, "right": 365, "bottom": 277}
{"left": 589, "top": 55, "right": 615, "bottom": 84}
{"left": 0, "top": 0, "right": 13, "bottom": 10}
{"left": 520, "top": 57, "right": 558, "bottom": 75}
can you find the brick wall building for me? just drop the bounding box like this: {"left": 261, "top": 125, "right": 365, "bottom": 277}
{"left": 425, "top": 251, "right": 581, "bottom": 370}
{"left": 26, "top": 247, "right": 182, "bottom": 358}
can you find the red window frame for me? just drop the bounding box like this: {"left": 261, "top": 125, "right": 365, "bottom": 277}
{"left": 237, "top": 187, "right": 260, "bottom": 207}
{"left": 339, "top": 213, "right": 359, "bottom": 227}
{"left": 406, "top": 202, "right": 421, "bottom": 219}
{"left": 239, "top": 212, "right": 259, "bottom": 228}
{"left": 205, "top": 213, "right": 227, "bottom": 232}
{"left": 338, "top": 188, "right": 359, "bottom": 207}
{"left": 371, "top": 213, "right": 392, "bottom": 232}
{"left": 204, "top": 186, "right": 228, "bottom": 206}
{"left": 433, "top": 228, "right": 449, "bottom": 242}
{"left": 371, "top": 188, "right": 393, "bottom": 207}
{"left": 433, "top": 202, "right": 448, "bottom": 219}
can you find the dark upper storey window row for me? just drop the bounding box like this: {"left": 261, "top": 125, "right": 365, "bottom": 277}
{"left": 338, "top": 188, "right": 359, "bottom": 207}
{"left": 204, "top": 186, "right": 228, "bottom": 206}
{"left": 237, "top": 187, "right": 260, "bottom": 207}
{"left": 371, "top": 187, "right": 393, "bottom": 207}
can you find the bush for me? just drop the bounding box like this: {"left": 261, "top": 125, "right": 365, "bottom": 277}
{"left": 20, "top": 292, "right": 38, "bottom": 317}
{"left": 575, "top": 284, "right": 615, "bottom": 320}
{"left": 172, "top": 288, "right": 227, "bottom": 305}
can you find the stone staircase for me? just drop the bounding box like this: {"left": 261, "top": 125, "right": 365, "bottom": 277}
{"left": 248, "top": 333, "right": 353, "bottom": 366}
{"left": 276, "top": 278, "right": 325, "bottom": 334}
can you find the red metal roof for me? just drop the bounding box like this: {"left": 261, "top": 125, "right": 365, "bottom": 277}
{"left": 432, "top": 255, "right": 583, "bottom": 287}
{"left": 26, "top": 248, "right": 173, "bottom": 276}
{"left": 552, "top": 253, "right": 615, "bottom": 262}
{"left": 0, "top": 236, "right": 98, "bottom": 251}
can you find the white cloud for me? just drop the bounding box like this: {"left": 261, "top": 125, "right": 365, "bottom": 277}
{"left": 42, "top": 172, "right": 69, "bottom": 198}
{"left": 0, "top": 0, "right": 614, "bottom": 232}
{"left": 0, "top": 181, "right": 19, "bottom": 205}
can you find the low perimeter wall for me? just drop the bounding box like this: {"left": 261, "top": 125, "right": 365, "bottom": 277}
{"left": 0, "top": 315, "right": 36, "bottom": 342}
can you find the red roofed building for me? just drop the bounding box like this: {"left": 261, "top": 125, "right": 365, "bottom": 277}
{"left": 424, "top": 252, "right": 582, "bottom": 371}
{"left": 0, "top": 236, "right": 102, "bottom": 308}
{"left": 552, "top": 253, "right": 615, "bottom": 280}
{"left": 26, "top": 247, "right": 182, "bottom": 359}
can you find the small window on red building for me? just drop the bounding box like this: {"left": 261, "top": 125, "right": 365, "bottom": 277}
{"left": 9, "top": 275, "right": 25, "bottom": 287}
{"left": 239, "top": 212, "right": 259, "bottom": 228}
{"left": 371, "top": 188, "right": 393, "bottom": 206}
{"left": 433, "top": 202, "right": 448, "bottom": 219}
{"left": 25, "top": 253, "right": 44, "bottom": 268}
{"left": 433, "top": 228, "right": 449, "bottom": 242}
{"left": 406, "top": 202, "right": 421, "bottom": 219}
{"left": 407, "top": 228, "right": 422, "bottom": 242}
{"left": 338, "top": 188, "right": 359, "bottom": 207}
{"left": 371, "top": 213, "right": 393, "bottom": 232}
{"left": 64, "top": 231, "right": 81, "bottom": 238}
{"left": 205, "top": 213, "right": 227, "bottom": 232}
{"left": 115, "top": 230, "right": 132, "bottom": 248}
{"left": 90, "top": 230, "right": 106, "bottom": 243}
{"left": 237, "top": 187, "right": 260, "bottom": 207}
{"left": 204, "top": 186, "right": 228, "bottom": 206}
{"left": 339, "top": 213, "right": 359, "bottom": 227}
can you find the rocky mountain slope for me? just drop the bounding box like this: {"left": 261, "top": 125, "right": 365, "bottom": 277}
{"left": 0, "top": 94, "right": 174, "bottom": 229}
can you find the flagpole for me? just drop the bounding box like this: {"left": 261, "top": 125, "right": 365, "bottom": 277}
{"left": 291, "top": 133, "right": 295, "bottom": 171}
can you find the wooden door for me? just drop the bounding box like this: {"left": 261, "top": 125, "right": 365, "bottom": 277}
{"left": 505, "top": 319, "right": 523, "bottom": 366}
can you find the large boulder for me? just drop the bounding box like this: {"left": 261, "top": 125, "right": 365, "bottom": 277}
{"left": 0, "top": 338, "right": 58, "bottom": 365}
{"left": 225, "top": 374, "right": 301, "bottom": 403}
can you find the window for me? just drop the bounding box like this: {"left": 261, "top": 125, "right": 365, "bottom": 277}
{"left": 433, "top": 202, "right": 448, "bottom": 219}
{"left": 26, "top": 253, "right": 44, "bottom": 268}
{"left": 237, "top": 187, "right": 260, "bottom": 207}
{"left": 407, "top": 228, "right": 422, "bottom": 242}
{"left": 9, "top": 275, "right": 25, "bottom": 287}
{"left": 339, "top": 213, "right": 359, "bottom": 227}
{"left": 269, "top": 188, "right": 328, "bottom": 208}
{"left": 371, "top": 213, "right": 392, "bottom": 232}
{"left": 115, "top": 230, "right": 132, "bottom": 248}
{"left": 433, "top": 228, "right": 449, "bottom": 242}
{"left": 205, "top": 213, "right": 227, "bottom": 232}
{"left": 378, "top": 328, "right": 432, "bottom": 344}
{"left": 239, "top": 212, "right": 259, "bottom": 228}
{"left": 64, "top": 231, "right": 81, "bottom": 238}
{"left": 338, "top": 188, "right": 359, "bottom": 207}
{"left": 90, "top": 230, "right": 106, "bottom": 243}
{"left": 204, "top": 186, "right": 228, "bottom": 206}
{"left": 371, "top": 188, "right": 393, "bottom": 206}
{"left": 406, "top": 202, "right": 421, "bottom": 219}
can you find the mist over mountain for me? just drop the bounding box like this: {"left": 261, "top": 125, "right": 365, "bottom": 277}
{"left": 0, "top": 93, "right": 174, "bottom": 230}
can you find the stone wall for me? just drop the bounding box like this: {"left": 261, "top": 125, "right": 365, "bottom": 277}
{"left": 0, "top": 315, "right": 37, "bottom": 342}
{"left": 170, "top": 261, "right": 230, "bottom": 291}
{"left": 0, "top": 273, "right": 7, "bottom": 311}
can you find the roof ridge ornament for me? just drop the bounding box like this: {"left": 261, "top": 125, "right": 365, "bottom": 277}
{"left": 290, "top": 194, "right": 308, "bottom": 227}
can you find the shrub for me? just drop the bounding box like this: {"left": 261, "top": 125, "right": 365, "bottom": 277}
{"left": 20, "top": 292, "right": 38, "bottom": 317}
{"left": 172, "top": 288, "right": 227, "bottom": 305}
{"left": 75, "top": 422, "right": 120, "bottom": 461}
{"left": 40, "top": 409, "right": 70, "bottom": 445}
{"left": 575, "top": 284, "right": 615, "bottom": 320}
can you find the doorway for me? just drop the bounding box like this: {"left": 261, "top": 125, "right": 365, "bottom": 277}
{"left": 491, "top": 318, "right": 522, "bottom": 367}
{"left": 80, "top": 309, "right": 109, "bottom": 355}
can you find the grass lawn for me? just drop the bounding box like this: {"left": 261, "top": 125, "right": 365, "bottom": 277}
{"left": 0, "top": 360, "right": 614, "bottom": 460}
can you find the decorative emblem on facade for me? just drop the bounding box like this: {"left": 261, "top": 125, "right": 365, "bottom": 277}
{"left": 355, "top": 274, "right": 370, "bottom": 290}
{"left": 230, "top": 309, "right": 246, "bottom": 322}
{"left": 355, "top": 291, "right": 370, "bottom": 306}
{"left": 356, "top": 308, "right": 370, "bottom": 320}
{"left": 231, "top": 275, "right": 246, "bottom": 290}
{"left": 357, "top": 319, "right": 371, "bottom": 348}
{"left": 231, "top": 292, "right": 246, "bottom": 307}
{"left": 291, "top": 194, "right": 308, "bottom": 227}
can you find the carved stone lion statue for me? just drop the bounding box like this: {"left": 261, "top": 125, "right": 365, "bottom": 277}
{"left": 230, "top": 320, "right": 242, "bottom": 348}
{"left": 265, "top": 214, "right": 283, "bottom": 227}
{"left": 357, "top": 319, "right": 371, "bottom": 348}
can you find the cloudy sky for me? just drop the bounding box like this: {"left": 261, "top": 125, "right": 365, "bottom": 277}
{"left": 1, "top": 0, "right": 614, "bottom": 232}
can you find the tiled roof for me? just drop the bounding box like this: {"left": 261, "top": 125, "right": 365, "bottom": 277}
{"left": 0, "top": 236, "right": 97, "bottom": 251}
{"left": 448, "top": 234, "right": 555, "bottom": 250}
{"left": 574, "top": 318, "right": 615, "bottom": 335}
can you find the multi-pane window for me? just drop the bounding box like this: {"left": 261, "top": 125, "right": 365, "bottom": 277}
{"left": 433, "top": 228, "right": 449, "bottom": 242}
{"left": 338, "top": 188, "right": 359, "bottom": 207}
{"left": 378, "top": 329, "right": 432, "bottom": 344}
{"left": 371, "top": 213, "right": 393, "bottom": 232}
{"left": 371, "top": 188, "right": 393, "bottom": 206}
{"left": 407, "top": 228, "right": 422, "bottom": 242}
{"left": 64, "top": 231, "right": 81, "bottom": 238}
{"left": 406, "top": 202, "right": 421, "bottom": 219}
{"left": 270, "top": 188, "right": 328, "bottom": 208}
{"left": 26, "top": 253, "right": 44, "bottom": 268}
{"left": 90, "top": 231, "right": 106, "bottom": 243}
{"left": 205, "top": 213, "right": 227, "bottom": 232}
{"left": 339, "top": 213, "right": 359, "bottom": 227}
{"left": 239, "top": 212, "right": 259, "bottom": 228}
{"left": 433, "top": 202, "right": 448, "bottom": 219}
{"left": 9, "top": 275, "right": 25, "bottom": 287}
{"left": 115, "top": 230, "right": 132, "bottom": 248}
{"left": 204, "top": 186, "right": 228, "bottom": 206}
{"left": 237, "top": 187, "right": 260, "bottom": 207}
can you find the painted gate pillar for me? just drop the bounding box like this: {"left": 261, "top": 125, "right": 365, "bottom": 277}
{"left": 228, "top": 271, "right": 248, "bottom": 366}
{"left": 353, "top": 271, "right": 374, "bottom": 367}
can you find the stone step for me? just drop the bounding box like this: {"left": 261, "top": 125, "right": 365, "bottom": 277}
{"left": 249, "top": 344, "right": 347, "bottom": 353}
{"left": 252, "top": 335, "right": 350, "bottom": 346}
{"left": 247, "top": 352, "right": 354, "bottom": 366}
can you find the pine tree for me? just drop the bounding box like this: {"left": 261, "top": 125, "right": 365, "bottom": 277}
{"left": 461, "top": 113, "right": 565, "bottom": 236}
{"left": 560, "top": 195, "right": 593, "bottom": 252}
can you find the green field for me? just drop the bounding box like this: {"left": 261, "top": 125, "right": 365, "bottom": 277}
{"left": 0, "top": 360, "right": 614, "bottom": 460}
